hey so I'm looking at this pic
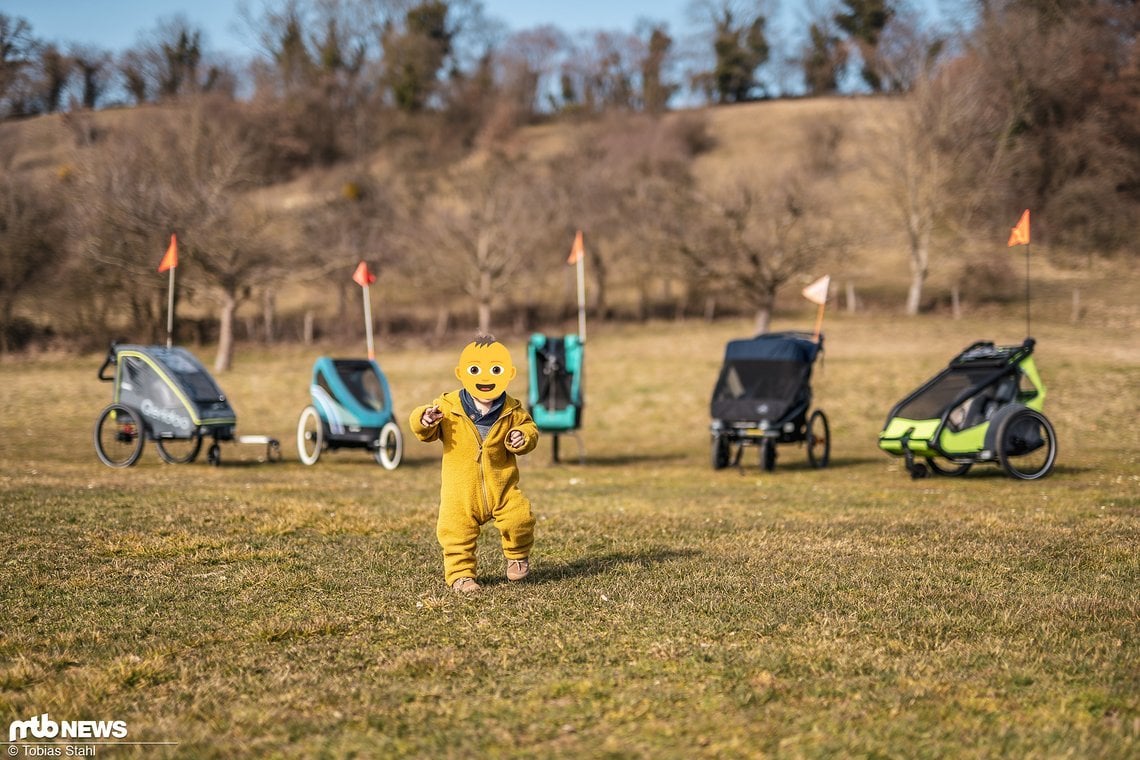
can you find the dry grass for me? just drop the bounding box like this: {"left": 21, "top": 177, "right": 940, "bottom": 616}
{"left": 0, "top": 299, "right": 1137, "bottom": 757}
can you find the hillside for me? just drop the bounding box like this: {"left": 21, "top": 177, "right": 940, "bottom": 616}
{"left": 3, "top": 97, "right": 1136, "bottom": 345}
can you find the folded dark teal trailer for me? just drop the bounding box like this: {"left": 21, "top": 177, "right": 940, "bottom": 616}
{"left": 527, "top": 333, "right": 584, "bottom": 463}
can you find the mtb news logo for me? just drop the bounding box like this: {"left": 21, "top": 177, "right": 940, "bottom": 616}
{"left": 8, "top": 714, "right": 127, "bottom": 742}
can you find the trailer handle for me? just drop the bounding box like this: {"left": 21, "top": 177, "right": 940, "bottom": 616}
{"left": 97, "top": 344, "right": 117, "bottom": 382}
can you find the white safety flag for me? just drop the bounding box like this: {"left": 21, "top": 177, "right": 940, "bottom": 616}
{"left": 802, "top": 275, "right": 831, "bottom": 306}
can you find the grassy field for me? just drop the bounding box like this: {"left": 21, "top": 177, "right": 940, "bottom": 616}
{"left": 1, "top": 307, "right": 1137, "bottom": 758}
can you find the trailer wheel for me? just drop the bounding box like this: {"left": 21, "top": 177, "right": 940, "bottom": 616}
{"left": 926, "top": 457, "right": 971, "bottom": 476}
{"left": 761, "top": 438, "right": 777, "bottom": 472}
{"left": 806, "top": 410, "right": 830, "bottom": 469}
{"left": 156, "top": 433, "right": 202, "bottom": 464}
{"left": 997, "top": 408, "right": 1057, "bottom": 480}
{"left": 94, "top": 403, "right": 145, "bottom": 468}
{"left": 207, "top": 443, "right": 221, "bottom": 466}
{"left": 374, "top": 421, "right": 403, "bottom": 470}
{"left": 297, "top": 406, "right": 323, "bottom": 465}
{"left": 711, "top": 433, "right": 730, "bottom": 470}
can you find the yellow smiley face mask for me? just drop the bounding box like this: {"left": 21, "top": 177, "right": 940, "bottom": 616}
{"left": 456, "top": 338, "right": 517, "bottom": 401}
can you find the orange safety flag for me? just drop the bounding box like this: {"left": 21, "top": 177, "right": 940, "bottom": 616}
{"left": 1007, "top": 209, "right": 1030, "bottom": 247}
{"left": 801, "top": 274, "right": 831, "bottom": 306}
{"left": 352, "top": 260, "right": 376, "bottom": 287}
{"left": 567, "top": 230, "right": 585, "bottom": 265}
{"left": 158, "top": 234, "right": 178, "bottom": 272}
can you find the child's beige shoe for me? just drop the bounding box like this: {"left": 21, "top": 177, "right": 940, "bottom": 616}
{"left": 451, "top": 577, "right": 480, "bottom": 592}
{"left": 506, "top": 558, "right": 530, "bottom": 582}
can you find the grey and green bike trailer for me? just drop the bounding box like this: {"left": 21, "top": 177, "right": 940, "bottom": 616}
{"left": 94, "top": 342, "right": 279, "bottom": 468}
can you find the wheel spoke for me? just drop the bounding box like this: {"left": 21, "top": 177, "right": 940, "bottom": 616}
{"left": 297, "top": 406, "right": 323, "bottom": 465}
{"left": 156, "top": 433, "right": 202, "bottom": 464}
{"left": 94, "top": 404, "right": 145, "bottom": 468}
{"left": 375, "top": 421, "right": 403, "bottom": 470}
{"left": 998, "top": 409, "right": 1057, "bottom": 480}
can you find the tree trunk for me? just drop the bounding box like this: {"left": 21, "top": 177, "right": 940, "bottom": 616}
{"left": 753, "top": 287, "right": 777, "bottom": 334}
{"left": 591, "top": 246, "right": 607, "bottom": 319}
{"left": 906, "top": 264, "right": 926, "bottom": 316}
{"left": 262, "top": 288, "right": 276, "bottom": 344}
{"left": 753, "top": 307, "right": 772, "bottom": 335}
{"left": 513, "top": 302, "right": 530, "bottom": 334}
{"left": 214, "top": 291, "right": 238, "bottom": 373}
{"left": 0, "top": 298, "right": 12, "bottom": 354}
{"left": 434, "top": 306, "right": 450, "bottom": 344}
{"left": 303, "top": 310, "right": 314, "bottom": 345}
{"left": 477, "top": 270, "right": 493, "bottom": 334}
{"left": 905, "top": 223, "right": 930, "bottom": 316}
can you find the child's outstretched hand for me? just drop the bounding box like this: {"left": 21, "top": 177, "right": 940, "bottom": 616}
{"left": 420, "top": 405, "right": 443, "bottom": 427}
{"left": 506, "top": 429, "right": 525, "bottom": 449}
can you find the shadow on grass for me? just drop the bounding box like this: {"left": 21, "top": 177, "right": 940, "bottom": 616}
{"left": 207, "top": 455, "right": 442, "bottom": 470}
{"left": 523, "top": 547, "right": 701, "bottom": 586}
{"left": 550, "top": 452, "right": 690, "bottom": 467}
{"left": 880, "top": 462, "right": 1086, "bottom": 480}
{"left": 726, "top": 454, "right": 885, "bottom": 474}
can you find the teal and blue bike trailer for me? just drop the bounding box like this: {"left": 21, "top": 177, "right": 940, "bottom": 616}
{"left": 296, "top": 357, "right": 402, "bottom": 469}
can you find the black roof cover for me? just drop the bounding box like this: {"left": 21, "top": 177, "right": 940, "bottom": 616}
{"left": 722, "top": 331, "right": 821, "bottom": 364}
{"left": 711, "top": 332, "right": 822, "bottom": 423}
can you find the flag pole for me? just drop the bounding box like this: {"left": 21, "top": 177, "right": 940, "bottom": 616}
{"left": 159, "top": 233, "right": 178, "bottom": 348}
{"left": 362, "top": 283, "right": 375, "bottom": 360}
{"left": 166, "top": 266, "right": 176, "bottom": 348}
{"left": 352, "top": 260, "right": 377, "bottom": 359}
{"left": 812, "top": 301, "right": 825, "bottom": 343}
{"left": 1007, "top": 209, "right": 1032, "bottom": 338}
{"left": 1025, "top": 243, "right": 1031, "bottom": 338}
{"left": 802, "top": 274, "right": 830, "bottom": 343}
{"left": 576, "top": 249, "right": 587, "bottom": 344}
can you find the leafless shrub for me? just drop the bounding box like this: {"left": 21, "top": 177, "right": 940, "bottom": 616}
{"left": 956, "top": 253, "right": 1018, "bottom": 305}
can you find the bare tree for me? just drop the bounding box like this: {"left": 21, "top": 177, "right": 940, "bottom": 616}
{"left": 0, "top": 14, "right": 40, "bottom": 117}
{"left": 551, "top": 112, "right": 707, "bottom": 319}
{"left": 0, "top": 170, "right": 65, "bottom": 353}
{"left": 116, "top": 16, "right": 233, "bottom": 105}
{"left": 640, "top": 24, "right": 678, "bottom": 113}
{"left": 677, "top": 173, "right": 837, "bottom": 333}
{"left": 834, "top": 0, "right": 896, "bottom": 91}
{"left": 70, "top": 45, "right": 113, "bottom": 110}
{"left": 411, "top": 157, "right": 552, "bottom": 334}
{"left": 295, "top": 173, "right": 407, "bottom": 340}
{"left": 494, "top": 25, "right": 567, "bottom": 117}
{"left": 72, "top": 100, "right": 278, "bottom": 371}
{"left": 800, "top": 1, "right": 850, "bottom": 95}
{"left": 944, "top": 0, "right": 1140, "bottom": 252}
{"left": 861, "top": 32, "right": 965, "bottom": 315}
{"left": 117, "top": 49, "right": 150, "bottom": 104}
{"left": 380, "top": 0, "right": 455, "bottom": 111}
{"left": 686, "top": 0, "right": 773, "bottom": 103}
{"left": 558, "top": 31, "right": 644, "bottom": 113}
{"left": 37, "top": 43, "right": 72, "bottom": 113}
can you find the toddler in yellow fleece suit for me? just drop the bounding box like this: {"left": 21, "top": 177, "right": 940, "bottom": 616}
{"left": 409, "top": 335, "right": 538, "bottom": 592}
